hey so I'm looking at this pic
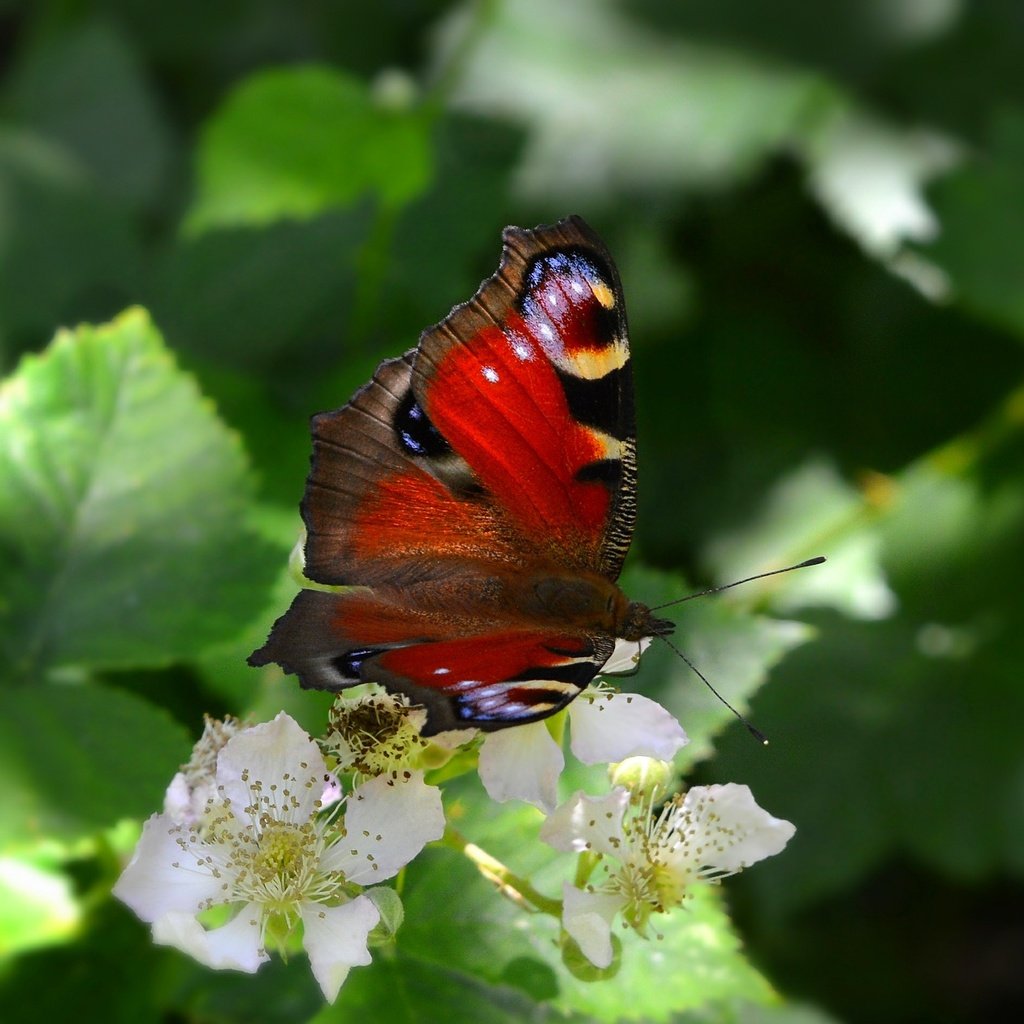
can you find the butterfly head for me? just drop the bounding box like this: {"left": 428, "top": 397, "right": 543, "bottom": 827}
{"left": 619, "top": 601, "right": 675, "bottom": 643}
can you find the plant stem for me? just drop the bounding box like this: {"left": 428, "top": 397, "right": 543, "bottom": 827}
{"left": 443, "top": 826, "right": 562, "bottom": 917}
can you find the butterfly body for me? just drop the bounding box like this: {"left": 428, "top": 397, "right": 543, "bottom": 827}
{"left": 251, "top": 215, "right": 673, "bottom": 734}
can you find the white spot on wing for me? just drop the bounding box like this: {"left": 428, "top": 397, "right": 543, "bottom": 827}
{"left": 481, "top": 365, "right": 499, "bottom": 383}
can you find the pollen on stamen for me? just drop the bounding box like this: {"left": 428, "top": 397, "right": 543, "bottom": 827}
{"left": 324, "top": 689, "right": 428, "bottom": 778}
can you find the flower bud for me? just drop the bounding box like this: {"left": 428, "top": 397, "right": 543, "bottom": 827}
{"left": 560, "top": 929, "right": 622, "bottom": 981}
{"left": 608, "top": 756, "right": 673, "bottom": 802}
{"left": 365, "top": 886, "right": 405, "bottom": 946}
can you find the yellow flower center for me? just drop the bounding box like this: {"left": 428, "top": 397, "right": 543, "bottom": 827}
{"left": 254, "top": 821, "right": 313, "bottom": 884}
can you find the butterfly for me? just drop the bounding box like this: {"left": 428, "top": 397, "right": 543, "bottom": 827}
{"left": 249, "top": 215, "right": 674, "bottom": 735}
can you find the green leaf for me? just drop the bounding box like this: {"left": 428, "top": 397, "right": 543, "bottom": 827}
{"left": 153, "top": 206, "right": 371, "bottom": 372}
{"left": 801, "top": 104, "right": 959, "bottom": 296}
{"left": 0, "top": 129, "right": 141, "bottom": 345}
{"left": 0, "top": 901, "right": 168, "bottom": 1024}
{"left": 711, "top": 416, "right": 1024, "bottom": 912}
{"left": 619, "top": 564, "right": 811, "bottom": 767}
{"left": 0, "top": 683, "right": 189, "bottom": 847}
{"left": 705, "top": 615, "right": 910, "bottom": 917}
{"left": 877, "top": 451, "right": 1024, "bottom": 876}
{"left": 703, "top": 459, "right": 896, "bottom": 622}
{"left": 552, "top": 886, "right": 776, "bottom": 1022}
{"left": 0, "top": 308, "right": 280, "bottom": 678}
{"left": 685, "top": 1002, "right": 843, "bottom": 1024}
{"left": 316, "top": 954, "right": 556, "bottom": 1024}
{"left": 438, "top": 0, "right": 821, "bottom": 200}
{"left": 187, "top": 66, "right": 433, "bottom": 233}
{"left": 7, "top": 21, "right": 171, "bottom": 209}
{"left": 172, "top": 952, "right": 325, "bottom": 1024}
{"left": 385, "top": 115, "right": 524, "bottom": 332}
{"left": 198, "top": 554, "right": 337, "bottom": 734}
{"left": 923, "top": 108, "right": 1024, "bottom": 338}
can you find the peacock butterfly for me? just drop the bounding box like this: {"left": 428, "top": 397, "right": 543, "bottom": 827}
{"left": 249, "top": 215, "right": 674, "bottom": 734}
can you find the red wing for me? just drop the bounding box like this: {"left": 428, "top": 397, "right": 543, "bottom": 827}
{"left": 301, "top": 216, "right": 636, "bottom": 589}
{"left": 369, "top": 631, "right": 615, "bottom": 734}
{"left": 414, "top": 215, "right": 637, "bottom": 578}
{"left": 248, "top": 588, "right": 614, "bottom": 734}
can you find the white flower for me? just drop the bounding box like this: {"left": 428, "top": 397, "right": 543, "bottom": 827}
{"left": 114, "top": 712, "right": 445, "bottom": 1001}
{"left": 478, "top": 683, "right": 687, "bottom": 812}
{"left": 601, "top": 637, "right": 652, "bottom": 674}
{"left": 165, "top": 714, "right": 342, "bottom": 827}
{"left": 540, "top": 783, "right": 795, "bottom": 968}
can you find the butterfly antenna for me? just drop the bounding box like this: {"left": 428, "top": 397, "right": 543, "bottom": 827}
{"left": 650, "top": 556, "right": 826, "bottom": 612}
{"left": 658, "top": 634, "right": 768, "bottom": 745}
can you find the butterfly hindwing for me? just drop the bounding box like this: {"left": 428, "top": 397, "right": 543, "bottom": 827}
{"left": 249, "top": 588, "right": 614, "bottom": 735}
{"left": 367, "top": 630, "right": 616, "bottom": 734}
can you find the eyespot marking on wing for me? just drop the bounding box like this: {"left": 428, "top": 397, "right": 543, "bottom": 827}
{"left": 518, "top": 247, "right": 628, "bottom": 379}
{"left": 394, "top": 390, "right": 452, "bottom": 458}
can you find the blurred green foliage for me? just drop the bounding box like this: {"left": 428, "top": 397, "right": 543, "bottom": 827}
{"left": 1, "top": 1, "right": 1023, "bottom": 1021}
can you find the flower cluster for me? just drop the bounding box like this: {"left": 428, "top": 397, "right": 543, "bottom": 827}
{"left": 114, "top": 713, "right": 444, "bottom": 1000}
{"left": 541, "top": 779, "right": 795, "bottom": 968}
{"left": 114, "top": 645, "right": 795, "bottom": 999}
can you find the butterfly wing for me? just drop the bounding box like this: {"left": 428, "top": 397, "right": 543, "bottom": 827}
{"left": 300, "top": 214, "right": 636, "bottom": 588}
{"left": 249, "top": 588, "right": 615, "bottom": 734}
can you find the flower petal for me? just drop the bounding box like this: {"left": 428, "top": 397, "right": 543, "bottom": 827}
{"left": 164, "top": 773, "right": 218, "bottom": 826}
{"left": 320, "top": 772, "right": 343, "bottom": 811}
{"left": 113, "top": 813, "right": 223, "bottom": 922}
{"left": 152, "top": 905, "right": 268, "bottom": 972}
{"left": 561, "top": 884, "right": 626, "bottom": 969}
{"left": 216, "top": 712, "right": 328, "bottom": 827}
{"left": 300, "top": 896, "right": 379, "bottom": 1002}
{"left": 539, "top": 788, "right": 629, "bottom": 858}
{"left": 601, "top": 638, "right": 652, "bottom": 674}
{"left": 163, "top": 773, "right": 192, "bottom": 823}
{"left": 478, "top": 722, "right": 564, "bottom": 812}
{"left": 429, "top": 727, "right": 477, "bottom": 750}
{"left": 680, "top": 783, "right": 796, "bottom": 873}
{"left": 321, "top": 772, "right": 444, "bottom": 884}
{"left": 568, "top": 690, "right": 688, "bottom": 765}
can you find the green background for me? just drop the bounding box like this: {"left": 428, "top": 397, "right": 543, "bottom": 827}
{"left": 2, "top": 1, "right": 1023, "bottom": 1022}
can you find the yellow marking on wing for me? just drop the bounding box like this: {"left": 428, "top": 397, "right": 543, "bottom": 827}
{"left": 577, "top": 426, "right": 622, "bottom": 461}
{"left": 567, "top": 342, "right": 630, "bottom": 379}
{"left": 514, "top": 679, "right": 581, "bottom": 696}
{"left": 589, "top": 280, "right": 615, "bottom": 309}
